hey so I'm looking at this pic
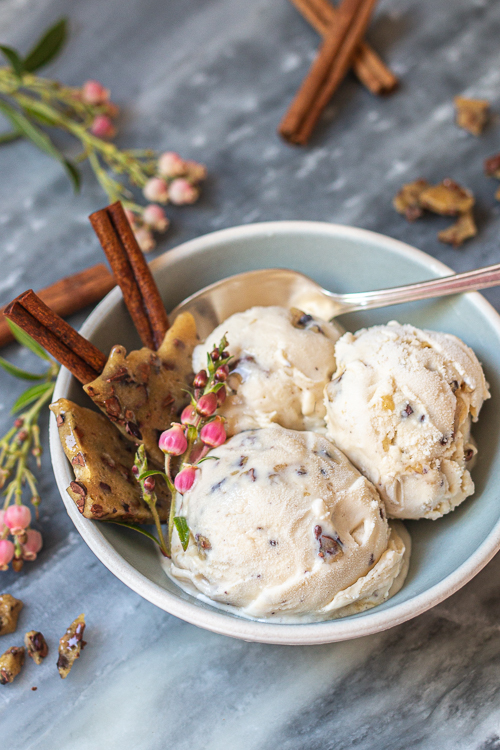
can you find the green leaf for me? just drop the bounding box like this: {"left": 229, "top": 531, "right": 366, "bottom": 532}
{"left": 21, "top": 105, "right": 59, "bottom": 127}
{"left": 23, "top": 19, "right": 67, "bottom": 72}
{"left": 6, "top": 320, "right": 51, "bottom": 361}
{"left": 0, "top": 45, "right": 24, "bottom": 76}
{"left": 137, "top": 469, "right": 168, "bottom": 482}
{"left": 197, "top": 455, "right": 219, "bottom": 463}
{"left": 0, "top": 129, "right": 21, "bottom": 145}
{"left": 173, "top": 516, "right": 190, "bottom": 551}
{"left": 0, "top": 356, "right": 46, "bottom": 381}
{"left": 11, "top": 381, "right": 53, "bottom": 414}
{"left": 6, "top": 320, "right": 51, "bottom": 362}
{"left": 63, "top": 159, "right": 81, "bottom": 192}
{"left": 106, "top": 521, "right": 166, "bottom": 549}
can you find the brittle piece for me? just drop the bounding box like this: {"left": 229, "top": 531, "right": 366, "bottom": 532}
{"left": 438, "top": 211, "right": 477, "bottom": 248}
{"left": 485, "top": 153, "right": 500, "bottom": 201}
{"left": 84, "top": 312, "right": 198, "bottom": 467}
{"left": 393, "top": 179, "right": 430, "bottom": 222}
{"left": 24, "top": 631, "right": 48, "bottom": 665}
{"left": 419, "top": 179, "right": 475, "bottom": 216}
{"left": 50, "top": 398, "right": 170, "bottom": 523}
{"left": 454, "top": 96, "right": 489, "bottom": 136}
{"left": 0, "top": 646, "right": 24, "bottom": 685}
{"left": 57, "top": 614, "right": 85, "bottom": 679}
{"left": 0, "top": 594, "right": 23, "bottom": 636}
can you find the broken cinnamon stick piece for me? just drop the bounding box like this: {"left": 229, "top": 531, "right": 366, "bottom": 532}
{"left": 289, "top": 0, "right": 397, "bottom": 95}
{"left": 4, "top": 291, "right": 106, "bottom": 384}
{"left": 89, "top": 202, "right": 169, "bottom": 351}
{"left": 0, "top": 264, "right": 115, "bottom": 350}
{"left": 279, "top": 0, "right": 379, "bottom": 145}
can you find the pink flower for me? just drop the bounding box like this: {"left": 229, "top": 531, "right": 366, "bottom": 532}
{"left": 90, "top": 114, "right": 117, "bottom": 139}
{"left": 124, "top": 208, "right": 138, "bottom": 228}
{"left": 181, "top": 405, "right": 198, "bottom": 426}
{"left": 134, "top": 226, "right": 155, "bottom": 254}
{"left": 4, "top": 504, "right": 31, "bottom": 534}
{"left": 143, "top": 177, "right": 169, "bottom": 204}
{"left": 216, "top": 387, "right": 227, "bottom": 406}
{"left": 82, "top": 80, "right": 110, "bottom": 105}
{"left": 0, "top": 539, "right": 14, "bottom": 570}
{"left": 169, "top": 178, "right": 199, "bottom": 205}
{"left": 196, "top": 392, "right": 217, "bottom": 417}
{"left": 174, "top": 466, "right": 198, "bottom": 494}
{"left": 193, "top": 370, "right": 208, "bottom": 388}
{"left": 215, "top": 364, "right": 229, "bottom": 382}
{"left": 142, "top": 204, "right": 169, "bottom": 232}
{"left": 184, "top": 160, "right": 207, "bottom": 183}
{"left": 22, "top": 529, "right": 43, "bottom": 561}
{"left": 159, "top": 425, "right": 188, "bottom": 456}
{"left": 200, "top": 417, "right": 226, "bottom": 448}
{"left": 157, "top": 151, "right": 186, "bottom": 178}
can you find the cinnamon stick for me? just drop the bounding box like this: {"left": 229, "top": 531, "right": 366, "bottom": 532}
{"left": 0, "top": 264, "right": 115, "bottom": 350}
{"left": 289, "top": 0, "right": 397, "bottom": 95}
{"left": 89, "top": 202, "right": 169, "bottom": 351}
{"left": 4, "top": 291, "right": 106, "bottom": 384}
{"left": 279, "top": 0, "right": 378, "bottom": 145}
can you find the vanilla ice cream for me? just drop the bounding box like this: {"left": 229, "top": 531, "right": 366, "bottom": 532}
{"left": 192, "top": 306, "right": 342, "bottom": 435}
{"left": 325, "top": 321, "right": 490, "bottom": 520}
{"left": 168, "top": 425, "right": 410, "bottom": 622}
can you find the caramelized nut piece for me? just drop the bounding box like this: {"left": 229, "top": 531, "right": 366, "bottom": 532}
{"left": 0, "top": 646, "right": 25, "bottom": 684}
{"left": 24, "top": 631, "right": 48, "bottom": 665}
{"left": 393, "top": 179, "right": 429, "bottom": 222}
{"left": 0, "top": 594, "right": 23, "bottom": 636}
{"left": 454, "top": 96, "right": 489, "bottom": 136}
{"left": 57, "top": 614, "right": 86, "bottom": 679}
{"left": 438, "top": 210, "right": 477, "bottom": 247}
{"left": 484, "top": 152, "right": 500, "bottom": 179}
{"left": 419, "top": 179, "right": 475, "bottom": 216}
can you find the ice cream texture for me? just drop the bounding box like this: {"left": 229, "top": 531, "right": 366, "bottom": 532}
{"left": 192, "top": 306, "right": 342, "bottom": 435}
{"left": 169, "top": 425, "right": 410, "bottom": 621}
{"left": 324, "top": 321, "right": 490, "bottom": 520}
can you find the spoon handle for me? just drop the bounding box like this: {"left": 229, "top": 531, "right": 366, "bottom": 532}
{"left": 336, "top": 262, "right": 500, "bottom": 313}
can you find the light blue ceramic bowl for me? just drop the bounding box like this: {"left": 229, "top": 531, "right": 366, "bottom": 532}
{"left": 50, "top": 222, "right": 500, "bottom": 644}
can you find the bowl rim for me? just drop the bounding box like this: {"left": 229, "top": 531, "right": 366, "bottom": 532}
{"left": 50, "top": 220, "right": 500, "bottom": 645}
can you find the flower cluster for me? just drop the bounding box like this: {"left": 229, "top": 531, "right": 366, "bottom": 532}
{"left": 131, "top": 336, "right": 230, "bottom": 556}
{"left": 0, "top": 505, "right": 42, "bottom": 571}
{"left": 0, "top": 20, "right": 206, "bottom": 255}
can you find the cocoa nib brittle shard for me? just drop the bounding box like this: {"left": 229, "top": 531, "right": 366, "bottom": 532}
{"left": 393, "top": 179, "right": 429, "bottom": 222}
{"left": 485, "top": 152, "right": 500, "bottom": 201}
{"left": 57, "top": 614, "right": 85, "bottom": 679}
{"left": 0, "top": 594, "right": 23, "bottom": 636}
{"left": 83, "top": 312, "right": 198, "bottom": 467}
{"left": 0, "top": 646, "right": 24, "bottom": 685}
{"left": 24, "top": 630, "right": 48, "bottom": 665}
{"left": 50, "top": 398, "right": 169, "bottom": 523}
{"left": 454, "top": 96, "right": 489, "bottom": 136}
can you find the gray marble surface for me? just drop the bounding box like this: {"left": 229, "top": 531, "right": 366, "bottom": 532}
{"left": 1, "top": 0, "right": 500, "bottom": 747}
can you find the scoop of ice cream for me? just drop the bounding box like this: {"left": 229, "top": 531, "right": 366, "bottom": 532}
{"left": 192, "top": 306, "right": 342, "bottom": 435}
{"left": 168, "top": 425, "right": 410, "bottom": 622}
{"left": 324, "top": 321, "right": 490, "bottom": 520}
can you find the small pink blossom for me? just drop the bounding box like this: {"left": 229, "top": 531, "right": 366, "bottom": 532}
{"left": 169, "top": 178, "right": 199, "bottom": 205}
{"left": 22, "top": 529, "right": 43, "bottom": 561}
{"left": 174, "top": 466, "right": 198, "bottom": 494}
{"left": 157, "top": 151, "right": 186, "bottom": 178}
{"left": 193, "top": 370, "right": 208, "bottom": 388}
{"left": 134, "top": 226, "right": 155, "bottom": 254}
{"left": 200, "top": 417, "right": 226, "bottom": 448}
{"left": 90, "top": 114, "right": 117, "bottom": 139}
{"left": 159, "top": 425, "right": 188, "bottom": 456}
{"left": 143, "top": 177, "right": 169, "bottom": 204}
{"left": 216, "top": 387, "right": 227, "bottom": 406}
{"left": 4, "top": 504, "right": 31, "bottom": 534}
{"left": 142, "top": 204, "right": 169, "bottom": 232}
{"left": 181, "top": 405, "right": 198, "bottom": 426}
{"left": 184, "top": 160, "right": 207, "bottom": 183}
{"left": 82, "top": 80, "right": 110, "bottom": 106}
{"left": 0, "top": 539, "right": 14, "bottom": 570}
{"left": 196, "top": 392, "right": 217, "bottom": 417}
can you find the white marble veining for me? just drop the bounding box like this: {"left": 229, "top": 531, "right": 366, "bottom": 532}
{"left": 1, "top": 0, "right": 500, "bottom": 747}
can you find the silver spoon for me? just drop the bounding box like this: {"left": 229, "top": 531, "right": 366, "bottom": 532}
{"left": 170, "top": 264, "right": 500, "bottom": 339}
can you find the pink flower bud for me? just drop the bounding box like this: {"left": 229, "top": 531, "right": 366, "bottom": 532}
{"left": 4, "top": 504, "right": 31, "bottom": 534}
{"left": 196, "top": 392, "right": 217, "bottom": 417}
{"left": 184, "top": 160, "right": 207, "bottom": 183}
{"left": 169, "top": 178, "right": 199, "bottom": 206}
{"left": 134, "top": 226, "right": 155, "bottom": 254}
{"left": 143, "top": 177, "right": 169, "bottom": 204}
{"left": 193, "top": 370, "right": 208, "bottom": 388}
{"left": 200, "top": 417, "right": 226, "bottom": 448}
{"left": 181, "top": 405, "right": 198, "bottom": 426}
{"left": 215, "top": 364, "right": 229, "bottom": 382}
{"left": 144, "top": 476, "right": 155, "bottom": 493}
{"left": 217, "top": 387, "right": 227, "bottom": 406}
{"left": 90, "top": 114, "right": 117, "bottom": 139}
{"left": 157, "top": 151, "right": 186, "bottom": 178}
{"left": 0, "top": 539, "right": 14, "bottom": 570}
{"left": 159, "top": 425, "right": 188, "bottom": 456}
{"left": 22, "top": 529, "right": 43, "bottom": 561}
{"left": 132, "top": 465, "right": 139, "bottom": 476}
{"left": 174, "top": 466, "right": 198, "bottom": 494}
{"left": 142, "top": 204, "right": 169, "bottom": 232}
{"left": 124, "top": 208, "right": 138, "bottom": 228}
{"left": 210, "top": 349, "right": 220, "bottom": 362}
{"left": 82, "top": 79, "right": 110, "bottom": 105}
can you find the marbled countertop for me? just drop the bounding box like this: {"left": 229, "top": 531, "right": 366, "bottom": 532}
{"left": 1, "top": 0, "right": 500, "bottom": 747}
